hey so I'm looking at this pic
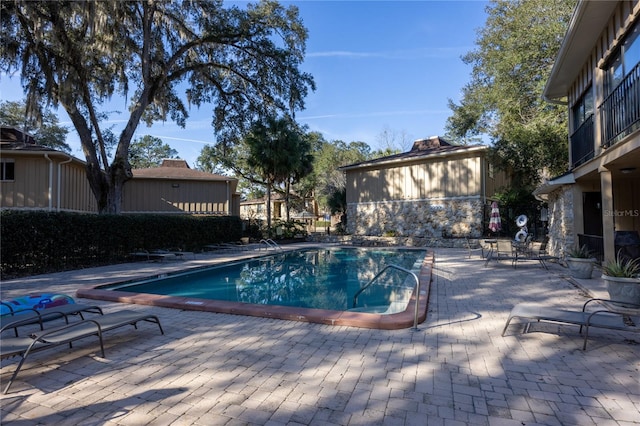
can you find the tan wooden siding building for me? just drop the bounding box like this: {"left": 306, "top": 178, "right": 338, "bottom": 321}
{"left": 1, "top": 128, "right": 239, "bottom": 216}
{"left": 536, "top": 0, "right": 640, "bottom": 262}
{"left": 341, "top": 137, "right": 509, "bottom": 238}
{"left": 240, "top": 195, "right": 284, "bottom": 221}
{"left": 124, "top": 159, "right": 239, "bottom": 215}
{"left": 0, "top": 127, "right": 97, "bottom": 212}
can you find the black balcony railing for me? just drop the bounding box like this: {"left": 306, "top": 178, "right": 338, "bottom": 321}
{"left": 569, "top": 114, "right": 594, "bottom": 168}
{"left": 599, "top": 62, "right": 640, "bottom": 148}
{"left": 578, "top": 234, "right": 603, "bottom": 263}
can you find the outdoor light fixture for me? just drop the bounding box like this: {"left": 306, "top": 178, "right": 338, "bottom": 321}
{"left": 620, "top": 167, "right": 637, "bottom": 174}
{"left": 172, "top": 183, "right": 180, "bottom": 188}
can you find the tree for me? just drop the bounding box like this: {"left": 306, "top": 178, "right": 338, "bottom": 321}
{"left": 198, "top": 122, "right": 314, "bottom": 206}
{"left": 445, "top": 0, "right": 574, "bottom": 187}
{"left": 197, "top": 134, "right": 267, "bottom": 190}
{"left": 129, "top": 135, "right": 179, "bottom": 169}
{"left": 200, "top": 129, "right": 374, "bottom": 227}
{"left": 303, "top": 139, "right": 372, "bottom": 217}
{"left": 282, "top": 129, "right": 314, "bottom": 221}
{"left": 1, "top": 1, "right": 314, "bottom": 213}
{"left": 0, "top": 100, "right": 70, "bottom": 152}
{"left": 243, "top": 116, "right": 311, "bottom": 233}
{"left": 376, "top": 126, "right": 413, "bottom": 152}
{"left": 195, "top": 145, "right": 232, "bottom": 176}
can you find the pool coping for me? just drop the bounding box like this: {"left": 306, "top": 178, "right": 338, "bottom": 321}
{"left": 76, "top": 249, "right": 434, "bottom": 330}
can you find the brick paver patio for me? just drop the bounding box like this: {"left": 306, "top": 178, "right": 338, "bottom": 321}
{"left": 1, "top": 247, "right": 638, "bottom": 425}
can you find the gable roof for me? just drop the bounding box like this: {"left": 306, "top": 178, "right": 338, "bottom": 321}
{"left": 339, "top": 136, "right": 487, "bottom": 171}
{"left": 0, "top": 126, "right": 81, "bottom": 162}
{"left": 132, "top": 159, "right": 236, "bottom": 182}
{"left": 241, "top": 193, "right": 288, "bottom": 205}
{"left": 0, "top": 126, "right": 38, "bottom": 146}
{"left": 0, "top": 128, "right": 236, "bottom": 183}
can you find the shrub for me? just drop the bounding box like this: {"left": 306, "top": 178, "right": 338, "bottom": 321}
{"left": 602, "top": 249, "right": 640, "bottom": 278}
{"left": 272, "top": 219, "right": 308, "bottom": 239}
{"left": 566, "top": 244, "right": 592, "bottom": 259}
{"left": 0, "top": 210, "right": 242, "bottom": 279}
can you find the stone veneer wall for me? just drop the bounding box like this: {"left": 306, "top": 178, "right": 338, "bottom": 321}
{"left": 546, "top": 186, "right": 574, "bottom": 258}
{"left": 346, "top": 197, "right": 484, "bottom": 238}
{"left": 307, "top": 234, "right": 477, "bottom": 248}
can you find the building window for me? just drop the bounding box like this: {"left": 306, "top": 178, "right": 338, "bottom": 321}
{"left": 570, "top": 86, "right": 596, "bottom": 167}
{"left": 0, "top": 160, "right": 15, "bottom": 181}
{"left": 601, "top": 20, "right": 640, "bottom": 147}
{"left": 572, "top": 85, "right": 594, "bottom": 129}
{"left": 605, "top": 21, "right": 640, "bottom": 94}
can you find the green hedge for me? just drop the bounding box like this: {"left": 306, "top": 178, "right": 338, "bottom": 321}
{"left": 0, "top": 210, "right": 242, "bottom": 279}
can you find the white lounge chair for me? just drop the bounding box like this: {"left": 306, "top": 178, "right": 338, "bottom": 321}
{"left": 1, "top": 310, "right": 163, "bottom": 393}
{"left": 1, "top": 303, "right": 104, "bottom": 337}
{"left": 502, "top": 298, "right": 640, "bottom": 350}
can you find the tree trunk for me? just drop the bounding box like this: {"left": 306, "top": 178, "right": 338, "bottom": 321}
{"left": 266, "top": 182, "right": 272, "bottom": 237}
{"left": 104, "top": 154, "right": 133, "bottom": 214}
{"left": 84, "top": 159, "right": 131, "bottom": 214}
{"left": 285, "top": 179, "right": 291, "bottom": 222}
{"left": 85, "top": 162, "right": 109, "bottom": 212}
{"left": 60, "top": 84, "right": 139, "bottom": 214}
{"left": 79, "top": 143, "right": 132, "bottom": 214}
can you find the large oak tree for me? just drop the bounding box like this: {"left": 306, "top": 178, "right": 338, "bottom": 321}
{"left": 1, "top": 0, "right": 314, "bottom": 213}
{"left": 445, "top": 0, "right": 574, "bottom": 187}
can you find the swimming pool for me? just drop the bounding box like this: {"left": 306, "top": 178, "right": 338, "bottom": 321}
{"left": 78, "top": 246, "right": 434, "bottom": 329}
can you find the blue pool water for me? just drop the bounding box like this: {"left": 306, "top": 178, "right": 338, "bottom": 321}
{"left": 104, "top": 248, "right": 427, "bottom": 313}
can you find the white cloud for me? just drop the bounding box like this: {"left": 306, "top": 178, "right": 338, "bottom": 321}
{"left": 299, "top": 109, "right": 448, "bottom": 121}
{"left": 307, "top": 46, "right": 469, "bottom": 60}
{"left": 149, "top": 135, "right": 214, "bottom": 145}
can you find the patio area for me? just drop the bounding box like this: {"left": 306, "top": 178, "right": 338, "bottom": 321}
{"left": 1, "top": 246, "right": 639, "bottom": 425}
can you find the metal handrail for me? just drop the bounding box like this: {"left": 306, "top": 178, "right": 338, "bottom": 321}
{"left": 352, "top": 264, "right": 421, "bottom": 330}
{"left": 259, "top": 238, "right": 282, "bottom": 250}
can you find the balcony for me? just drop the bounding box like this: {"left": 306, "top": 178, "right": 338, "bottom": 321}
{"left": 569, "top": 114, "right": 594, "bottom": 168}
{"left": 599, "top": 62, "right": 640, "bottom": 148}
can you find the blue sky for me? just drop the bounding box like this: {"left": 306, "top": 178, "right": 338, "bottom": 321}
{"left": 0, "top": 0, "right": 489, "bottom": 167}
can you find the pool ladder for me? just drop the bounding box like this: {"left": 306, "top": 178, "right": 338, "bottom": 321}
{"left": 352, "top": 264, "right": 421, "bottom": 330}
{"left": 259, "top": 238, "right": 282, "bottom": 251}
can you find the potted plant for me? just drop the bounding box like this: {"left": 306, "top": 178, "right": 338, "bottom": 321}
{"left": 565, "top": 244, "right": 596, "bottom": 279}
{"left": 601, "top": 250, "right": 640, "bottom": 305}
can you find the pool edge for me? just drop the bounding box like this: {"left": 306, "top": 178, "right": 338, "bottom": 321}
{"left": 76, "top": 250, "right": 434, "bottom": 330}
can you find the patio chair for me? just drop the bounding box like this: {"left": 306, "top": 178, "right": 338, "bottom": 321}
{"left": 203, "top": 243, "right": 227, "bottom": 252}
{"left": 1, "top": 309, "right": 164, "bottom": 394}
{"left": 501, "top": 298, "right": 640, "bottom": 350}
{"left": 465, "top": 237, "right": 485, "bottom": 259}
{"left": 485, "top": 239, "right": 516, "bottom": 267}
{"left": 221, "top": 242, "right": 249, "bottom": 252}
{"left": 1, "top": 303, "right": 104, "bottom": 337}
{"left": 532, "top": 237, "right": 558, "bottom": 270}
{"left": 511, "top": 235, "right": 533, "bottom": 267}
{"left": 151, "top": 248, "right": 196, "bottom": 260}
{"left": 129, "top": 249, "right": 176, "bottom": 262}
{"left": 171, "top": 248, "right": 196, "bottom": 259}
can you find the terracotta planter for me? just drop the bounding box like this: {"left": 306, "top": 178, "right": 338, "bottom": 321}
{"left": 565, "top": 257, "right": 595, "bottom": 279}
{"left": 602, "top": 274, "right": 640, "bottom": 305}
